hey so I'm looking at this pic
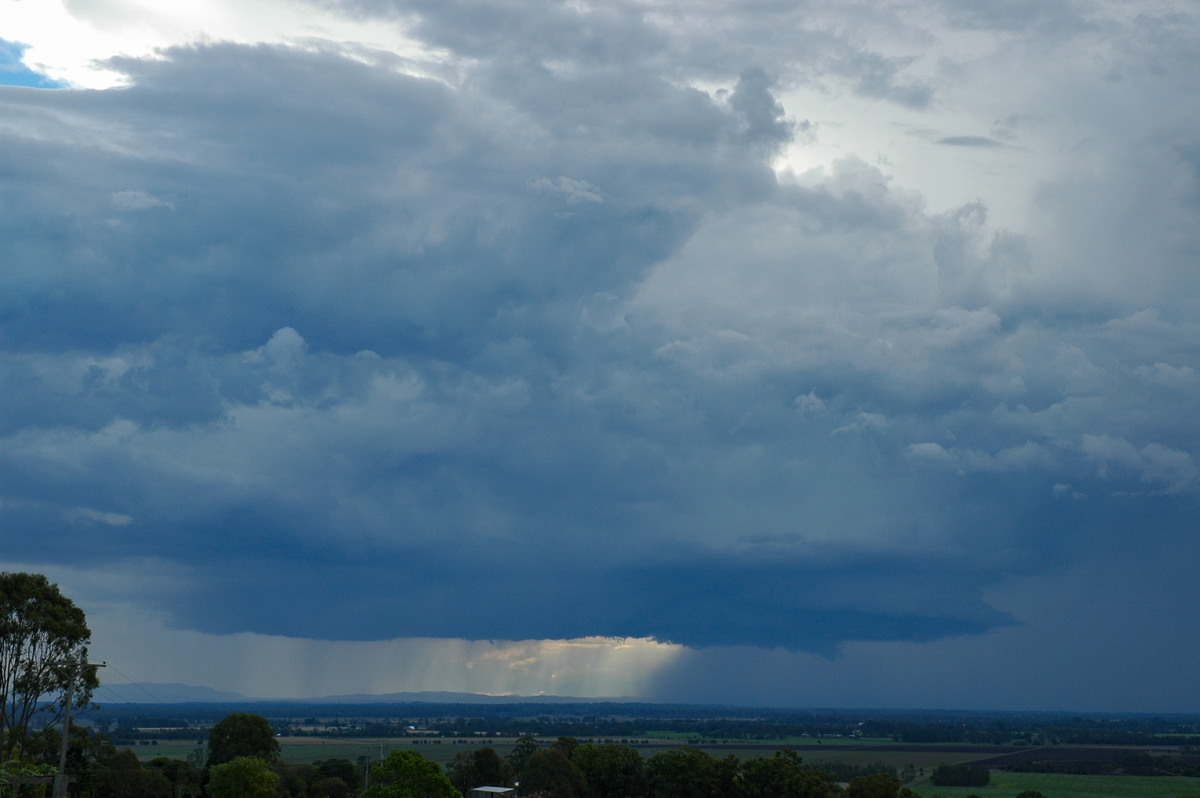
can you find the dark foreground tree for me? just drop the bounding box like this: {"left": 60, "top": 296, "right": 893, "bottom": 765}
{"left": 645, "top": 748, "right": 737, "bottom": 798}
{"left": 508, "top": 735, "right": 540, "bottom": 777}
{"left": 521, "top": 748, "right": 586, "bottom": 798}
{"left": 99, "top": 748, "right": 173, "bottom": 798}
{"left": 63, "top": 725, "right": 119, "bottom": 797}
{"left": 364, "top": 750, "right": 457, "bottom": 798}
{"left": 845, "top": 772, "right": 915, "bottom": 798}
{"left": 929, "top": 764, "right": 989, "bottom": 787}
{"left": 0, "top": 572, "right": 99, "bottom": 761}
{"left": 206, "top": 712, "right": 280, "bottom": 767}
{"left": 450, "top": 746, "right": 511, "bottom": 793}
{"left": 146, "top": 756, "right": 202, "bottom": 797}
{"left": 574, "top": 743, "right": 645, "bottom": 798}
{"left": 313, "top": 775, "right": 351, "bottom": 798}
{"left": 315, "top": 757, "right": 359, "bottom": 787}
{"left": 276, "top": 762, "right": 319, "bottom": 797}
{"left": 738, "top": 749, "right": 835, "bottom": 798}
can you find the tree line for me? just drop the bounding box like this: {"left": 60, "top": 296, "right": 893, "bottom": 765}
{"left": 87, "top": 706, "right": 1200, "bottom": 748}
{"left": 7, "top": 708, "right": 919, "bottom": 798}
{"left": 447, "top": 735, "right": 915, "bottom": 798}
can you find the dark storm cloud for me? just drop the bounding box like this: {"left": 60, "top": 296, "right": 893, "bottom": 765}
{"left": 152, "top": 548, "right": 1015, "bottom": 652}
{"left": 727, "top": 68, "right": 794, "bottom": 151}
{"left": 318, "top": 0, "right": 936, "bottom": 108}
{"left": 938, "top": 0, "right": 1092, "bottom": 35}
{"left": 0, "top": 42, "right": 725, "bottom": 356}
{"left": 3, "top": 0, "right": 1200, "bottom": 669}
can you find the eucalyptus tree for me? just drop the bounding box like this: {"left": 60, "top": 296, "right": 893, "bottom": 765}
{"left": 205, "top": 713, "right": 280, "bottom": 768}
{"left": 0, "top": 572, "right": 98, "bottom": 762}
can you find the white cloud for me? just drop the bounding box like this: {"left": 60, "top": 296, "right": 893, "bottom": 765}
{"left": 1, "top": 0, "right": 440, "bottom": 88}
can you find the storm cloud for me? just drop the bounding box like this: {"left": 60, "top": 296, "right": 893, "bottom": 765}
{"left": 2, "top": 0, "right": 1198, "bottom": 709}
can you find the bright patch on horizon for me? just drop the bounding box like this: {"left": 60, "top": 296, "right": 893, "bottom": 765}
{"left": 21, "top": 560, "right": 686, "bottom": 700}
{"left": 87, "top": 606, "right": 686, "bottom": 700}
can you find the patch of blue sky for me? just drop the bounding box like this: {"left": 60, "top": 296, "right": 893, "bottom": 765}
{"left": 0, "top": 39, "right": 66, "bottom": 88}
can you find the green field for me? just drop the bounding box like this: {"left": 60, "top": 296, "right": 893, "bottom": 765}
{"left": 122, "top": 741, "right": 203, "bottom": 762}
{"left": 908, "top": 770, "right": 1200, "bottom": 798}
{"left": 276, "top": 738, "right": 484, "bottom": 767}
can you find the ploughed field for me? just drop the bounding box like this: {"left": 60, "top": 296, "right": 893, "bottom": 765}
{"left": 908, "top": 771, "right": 1200, "bottom": 798}
{"left": 972, "top": 745, "right": 1200, "bottom": 774}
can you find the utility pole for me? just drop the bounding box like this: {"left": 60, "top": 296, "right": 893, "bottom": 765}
{"left": 53, "top": 660, "right": 105, "bottom": 798}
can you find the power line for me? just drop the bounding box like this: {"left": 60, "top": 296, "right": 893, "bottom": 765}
{"left": 101, "top": 663, "right": 177, "bottom": 707}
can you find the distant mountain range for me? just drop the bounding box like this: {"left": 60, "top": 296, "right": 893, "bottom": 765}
{"left": 95, "top": 683, "right": 251, "bottom": 703}
{"left": 96, "top": 682, "right": 635, "bottom": 705}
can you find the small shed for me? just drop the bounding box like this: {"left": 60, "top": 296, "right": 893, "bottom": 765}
{"left": 470, "top": 788, "right": 516, "bottom": 798}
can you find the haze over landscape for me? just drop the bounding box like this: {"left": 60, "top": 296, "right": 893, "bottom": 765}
{"left": 2, "top": 0, "right": 1198, "bottom": 712}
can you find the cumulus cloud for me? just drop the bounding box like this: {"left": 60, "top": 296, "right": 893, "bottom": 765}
{"left": 1081, "top": 434, "right": 1197, "bottom": 494}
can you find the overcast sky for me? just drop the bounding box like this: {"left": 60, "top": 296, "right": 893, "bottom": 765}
{"left": 2, "top": 0, "right": 1198, "bottom": 712}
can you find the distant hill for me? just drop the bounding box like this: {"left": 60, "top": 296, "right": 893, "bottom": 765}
{"left": 96, "top": 682, "right": 250, "bottom": 703}
{"left": 96, "top": 683, "right": 633, "bottom": 704}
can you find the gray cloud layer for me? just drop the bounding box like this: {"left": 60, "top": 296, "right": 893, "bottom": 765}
{"left": 2, "top": 1, "right": 1199, "bottom": 680}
